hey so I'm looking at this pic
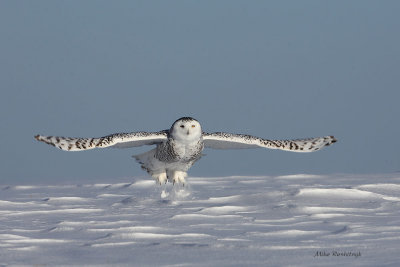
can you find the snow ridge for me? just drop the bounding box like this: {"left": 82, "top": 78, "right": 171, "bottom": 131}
{"left": 1, "top": 174, "right": 399, "bottom": 266}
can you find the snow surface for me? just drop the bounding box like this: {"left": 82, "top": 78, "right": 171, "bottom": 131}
{"left": 1, "top": 174, "right": 400, "bottom": 266}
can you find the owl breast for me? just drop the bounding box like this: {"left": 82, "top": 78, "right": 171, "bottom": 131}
{"left": 155, "top": 138, "right": 204, "bottom": 163}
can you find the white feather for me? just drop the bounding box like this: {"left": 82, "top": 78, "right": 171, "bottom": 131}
{"left": 35, "top": 117, "right": 337, "bottom": 184}
{"left": 203, "top": 132, "right": 337, "bottom": 152}
{"left": 34, "top": 131, "right": 168, "bottom": 151}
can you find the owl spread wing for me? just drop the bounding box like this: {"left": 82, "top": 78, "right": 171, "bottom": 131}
{"left": 203, "top": 132, "right": 337, "bottom": 152}
{"left": 34, "top": 130, "right": 168, "bottom": 151}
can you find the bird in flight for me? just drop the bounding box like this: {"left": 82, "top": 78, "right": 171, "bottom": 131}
{"left": 35, "top": 117, "right": 337, "bottom": 184}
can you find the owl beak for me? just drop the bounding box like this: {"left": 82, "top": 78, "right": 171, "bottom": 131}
{"left": 186, "top": 130, "right": 190, "bottom": 135}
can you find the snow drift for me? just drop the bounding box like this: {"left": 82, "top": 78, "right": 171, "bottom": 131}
{"left": 1, "top": 174, "right": 399, "bottom": 266}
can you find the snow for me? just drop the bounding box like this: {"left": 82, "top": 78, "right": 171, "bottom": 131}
{"left": 1, "top": 174, "right": 400, "bottom": 266}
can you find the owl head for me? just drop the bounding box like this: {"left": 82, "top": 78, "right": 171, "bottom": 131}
{"left": 170, "top": 117, "right": 202, "bottom": 143}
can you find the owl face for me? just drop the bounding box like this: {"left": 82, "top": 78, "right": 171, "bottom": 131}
{"left": 170, "top": 117, "right": 202, "bottom": 143}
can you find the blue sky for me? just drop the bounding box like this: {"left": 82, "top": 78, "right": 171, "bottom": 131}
{"left": 1, "top": 1, "right": 399, "bottom": 183}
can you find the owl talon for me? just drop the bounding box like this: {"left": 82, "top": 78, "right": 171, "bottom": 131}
{"left": 153, "top": 173, "right": 167, "bottom": 185}
{"left": 171, "top": 171, "right": 187, "bottom": 185}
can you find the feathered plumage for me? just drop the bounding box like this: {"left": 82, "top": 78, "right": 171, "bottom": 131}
{"left": 35, "top": 117, "right": 337, "bottom": 184}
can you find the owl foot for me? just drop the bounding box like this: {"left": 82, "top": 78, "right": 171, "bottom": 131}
{"left": 169, "top": 171, "right": 187, "bottom": 185}
{"left": 152, "top": 172, "right": 167, "bottom": 185}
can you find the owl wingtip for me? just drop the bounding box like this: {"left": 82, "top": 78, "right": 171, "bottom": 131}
{"left": 326, "top": 136, "right": 337, "bottom": 146}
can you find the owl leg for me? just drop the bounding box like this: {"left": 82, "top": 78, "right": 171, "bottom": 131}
{"left": 151, "top": 172, "right": 167, "bottom": 185}
{"left": 173, "top": 171, "right": 187, "bottom": 185}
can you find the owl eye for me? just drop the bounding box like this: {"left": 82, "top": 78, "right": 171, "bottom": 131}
{"left": 191, "top": 125, "right": 196, "bottom": 128}
{"left": 180, "top": 125, "right": 185, "bottom": 128}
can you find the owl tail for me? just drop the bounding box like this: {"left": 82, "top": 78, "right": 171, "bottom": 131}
{"left": 133, "top": 150, "right": 153, "bottom": 174}
{"left": 132, "top": 148, "right": 167, "bottom": 178}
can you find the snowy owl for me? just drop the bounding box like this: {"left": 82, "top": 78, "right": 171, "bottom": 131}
{"left": 35, "top": 117, "right": 337, "bottom": 184}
